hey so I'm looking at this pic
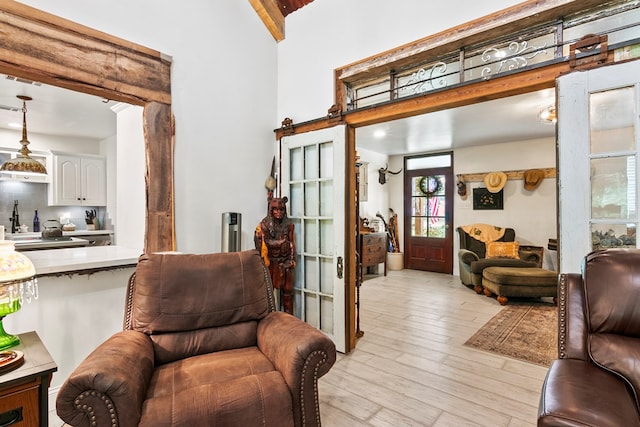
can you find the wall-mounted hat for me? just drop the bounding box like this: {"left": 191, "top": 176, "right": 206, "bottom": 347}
{"left": 524, "top": 169, "right": 545, "bottom": 191}
{"left": 484, "top": 171, "right": 507, "bottom": 193}
{"left": 456, "top": 177, "right": 467, "bottom": 199}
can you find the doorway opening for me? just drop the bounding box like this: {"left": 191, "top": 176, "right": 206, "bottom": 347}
{"left": 404, "top": 153, "right": 454, "bottom": 273}
{"left": 355, "top": 88, "right": 558, "bottom": 277}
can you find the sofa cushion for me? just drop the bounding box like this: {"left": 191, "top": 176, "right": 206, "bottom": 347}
{"left": 590, "top": 334, "right": 640, "bottom": 410}
{"left": 486, "top": 241, "right": 520, "bottom": 259}
{"left": 539, "top": 359, "right": 640, "bottom": 427}
{"left": 140, "top": 347, "right": 294, "bottom": 427}
{"left": 133, "top": 251, "right": 271, "bottom": 333}
{"left": 482, "top": 267, "right": 557, "bottom": 286}
{"left": 584, "top": 249, "right": 640, "bottom": 336}
{"left": 470, "top": 258, "right": 537, "bottom": 274}
{"left": 151, "top": 321, "right": 259, "bottom": 365}
{"left": 131, "top": 251, "right": 273, "bottom": 362}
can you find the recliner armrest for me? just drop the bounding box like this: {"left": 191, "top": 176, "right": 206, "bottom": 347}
{"left": 257, "top": 311, "right": 337, "bottom": 427}
{"left": 459, "top": 249, "right": 480, "bottom": 265}
{"left": 56, "top": 330, "right": 155, "bottom": 427}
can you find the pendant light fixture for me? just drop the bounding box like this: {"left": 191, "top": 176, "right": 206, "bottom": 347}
{"left": 538, "top": 105, "right": 557, "bottom": 124}
{"left": 0, "top": 95, "right": 47, "bottom": 176}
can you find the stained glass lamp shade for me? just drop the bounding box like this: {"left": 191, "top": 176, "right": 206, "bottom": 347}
{"left": 0, "top": 240, "right": 38, "bottom": 350}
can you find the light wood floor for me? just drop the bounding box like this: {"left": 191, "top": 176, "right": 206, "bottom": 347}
{"left": 50, "top": 269, "right": 549, "bottom": 427}
{"left": 319, "top": 268, "right": 549, "bottom": 427}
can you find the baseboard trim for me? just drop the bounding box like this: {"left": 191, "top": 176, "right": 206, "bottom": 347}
{"left": 49, "top": 385, "right": 59, "bottom": 415}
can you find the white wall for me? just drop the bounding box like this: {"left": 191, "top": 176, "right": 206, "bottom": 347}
{"left": 102, "top": 133, "right": 117, "bottom": 231}
{"left": 278, "top": 0, "right": 525, "bottom": 124}
{"left": 16, "top": 0, "right": 535, "bottom": 254}
{"left": 0, "top": 128, "right": 101, "bottom": 155}
{"left": 455, "top": 138, "right": 557, "bottom": 272}
{"left": 114, "top": 104, "right": 145, "bottom": 251}
{"left": 357, "top": 147, "right": 389, "bottom": 229}
{"left": 19, "top": 0, "right": 279, "bottom": 254}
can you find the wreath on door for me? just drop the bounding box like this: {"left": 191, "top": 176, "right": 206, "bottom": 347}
{"left": 418, "top": 175, "right": 443, "bottom": 197}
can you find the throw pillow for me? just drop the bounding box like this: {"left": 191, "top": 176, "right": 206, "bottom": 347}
{"left": 485, "top": 241, "right": 520, "bottom": 259}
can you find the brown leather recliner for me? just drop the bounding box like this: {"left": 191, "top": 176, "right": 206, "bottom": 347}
{"left": 56, "top": 250, "right": 336, "bottom": 427}
{"left": 538, "top": 248, "right": 640, "bottom": 426}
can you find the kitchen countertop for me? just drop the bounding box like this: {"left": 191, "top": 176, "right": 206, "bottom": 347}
{"left": 24, "top": 245, "right": 142, "bottom": 276}
{"left": 5, "top": 229, "right": 114, "bottom": 239}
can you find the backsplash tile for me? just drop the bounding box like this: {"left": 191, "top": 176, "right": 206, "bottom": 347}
{"left": 0, "top": 181, "right": 109, "bottom": 234}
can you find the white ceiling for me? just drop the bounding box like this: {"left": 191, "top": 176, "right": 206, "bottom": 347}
{"left": 0, "top": 72, "right": 557, "bottom": 153}
{"left": 0, "top": 74, "right": 116, "bottom": 140}
{"left": 356, "top": 88, "right": 557, "bottom": 155}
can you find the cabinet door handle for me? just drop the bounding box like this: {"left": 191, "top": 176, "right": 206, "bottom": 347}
{"left": 336, "top": 256, "right": 343, "bottom": 279}
{"left": 0, "top": 407, "right": 23, "bottom": 426}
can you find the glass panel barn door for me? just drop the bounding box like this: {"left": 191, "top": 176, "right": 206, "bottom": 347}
{"left": 280, "top": 126, "right": 346, "bottom": 352}
{"left": 558, "top": 60, "right": 640, "bottom": 273}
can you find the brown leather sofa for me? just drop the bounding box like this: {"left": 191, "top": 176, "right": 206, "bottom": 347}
{"left": 538, "top": 249, "right": 640, "bottom": 426}
{"left": 56, "top": 250, "right": 336, "bottom": 427}
{"left": 457, "top": 226, "right": 539, "bottom": 292}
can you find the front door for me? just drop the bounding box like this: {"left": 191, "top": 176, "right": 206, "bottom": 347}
{"left": 280, "top": 126, "right": 347, "bottom": 353}
{"left": 404, "top": 153, "right": 454, "bottom": 273}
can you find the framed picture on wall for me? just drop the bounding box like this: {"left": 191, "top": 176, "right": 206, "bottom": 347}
{"left": 473, "top": 188, "right": 503, "bottom": 210}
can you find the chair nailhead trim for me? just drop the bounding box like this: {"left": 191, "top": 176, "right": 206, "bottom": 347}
{"left": 124, "top": 272, "right": 136, "bottom": 330}
{"left": 261, "top": 263, "right": 277, "bottom": 312}
{"left": 300, "top": 350, "right": 328, "bottom": 426}
{"left": 558, "top": 274, "right": 567, "bottom": 358}
{"left": 74, "top": 390, "right": 118, "bottom": 427}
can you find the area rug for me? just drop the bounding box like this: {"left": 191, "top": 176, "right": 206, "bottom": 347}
{"left": 464, "top": 302, "right": 557, "bottom": 366}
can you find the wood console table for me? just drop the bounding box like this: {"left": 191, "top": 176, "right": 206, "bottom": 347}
{"left": 0, "top": 332, "right": 57, "bottom": 427}
{"left": 360, "top": 232, "right": 387, "bottom": 278}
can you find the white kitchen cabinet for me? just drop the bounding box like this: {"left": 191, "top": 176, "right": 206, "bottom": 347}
{"left": 0, "top": 148, "right": 51, "bottom": 183}
{"left": 48, "top": 153, "right": 106, "bottom": 206}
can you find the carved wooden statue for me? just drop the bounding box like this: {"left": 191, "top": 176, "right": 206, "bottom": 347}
{"left": 255, "top": 196, "right": 296, "bottom": 314}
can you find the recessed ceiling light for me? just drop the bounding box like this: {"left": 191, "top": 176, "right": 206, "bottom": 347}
{"left": 373, "top": 129, "right": 386, "bottom": 139}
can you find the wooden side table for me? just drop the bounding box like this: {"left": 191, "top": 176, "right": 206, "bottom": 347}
{"left": 360, "top": 232, "right": 387, "bottom": 277}
{"left": 0, "top": 332, "right": 57, "bottom": 427}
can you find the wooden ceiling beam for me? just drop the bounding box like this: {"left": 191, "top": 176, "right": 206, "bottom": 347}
{"left": 249, "top": 0, "right": 285, "bottom": 42}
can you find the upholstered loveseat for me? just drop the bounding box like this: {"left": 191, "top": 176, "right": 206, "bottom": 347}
{"left": 457, "top": 225, "right": 540, "bottom": 292}
{"left": 56, "top": 250, "right": 336, "bottom": 427}
{"left": 538, "top": 249, "right": 640, "bottom": 426}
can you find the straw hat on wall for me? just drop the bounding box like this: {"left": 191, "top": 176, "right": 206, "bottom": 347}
{"left": 524, "top": 169, "right": 545, "bottom": 191}
{"left": 484, "top": 171, "right": 507, "bottom": 193}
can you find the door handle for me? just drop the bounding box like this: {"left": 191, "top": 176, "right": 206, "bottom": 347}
{"left": 337, "top": 256, "right": 343, "bottom": 279}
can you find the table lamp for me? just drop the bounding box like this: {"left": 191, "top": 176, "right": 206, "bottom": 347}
{"left": 0, "top": 225, "right": 38, "bottom": 350}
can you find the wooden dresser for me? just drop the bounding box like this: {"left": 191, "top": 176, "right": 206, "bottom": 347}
{"left": 360, "top": 232, "right": 387, "bottom": 278}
